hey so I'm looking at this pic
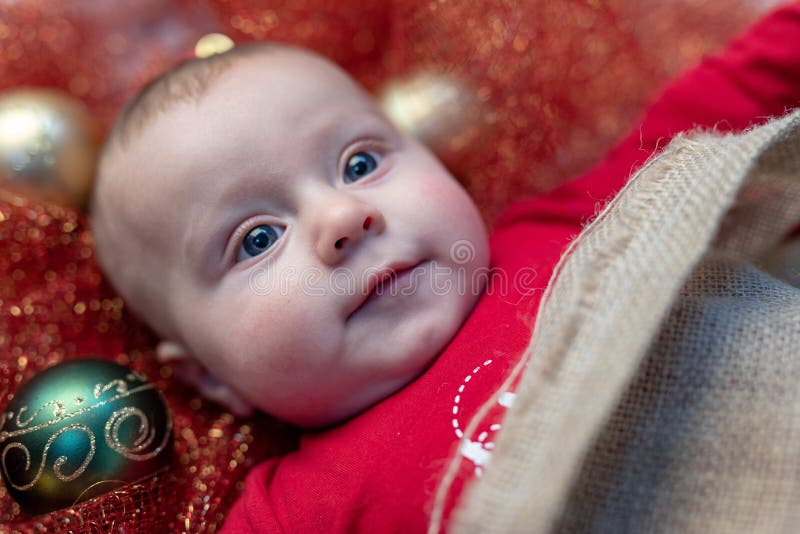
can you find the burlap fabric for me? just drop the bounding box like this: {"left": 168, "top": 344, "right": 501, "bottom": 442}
{"left": 447, "top": 110, "right": 800, "bottom": 533}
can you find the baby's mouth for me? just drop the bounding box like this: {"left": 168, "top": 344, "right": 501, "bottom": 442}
{"left": 346, "top": 261, "right": 426, "bottom": 320}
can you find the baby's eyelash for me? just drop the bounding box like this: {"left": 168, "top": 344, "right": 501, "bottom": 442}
{"left": 338, "top": 140, "right": 390, "bottom": 181}
{"left": 237, "top": 224, "right": 285, "bottom": 262}
{"left": 339, "top": 139, "right": 388, "bottom": 166}
{"left": 225, "top": 218, "right": 286, "bottom": 266}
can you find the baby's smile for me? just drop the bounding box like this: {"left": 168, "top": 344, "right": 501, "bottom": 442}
{"left": 348, "top": 260, "right": 430, "bottom": 320}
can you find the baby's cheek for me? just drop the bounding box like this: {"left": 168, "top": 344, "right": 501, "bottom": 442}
{"left": 410, "top": 177, "right": 469, "bottom": 226}
{"left": 415, "top": 171, "right": 454, "bottom": 202}
{"left": 228, "top": 290, "right": 339, "bottom": 375}
{"left": 429, "top": 178, "right": 487, "bottom": 249}
{"left": 226, "top": 301, "right": 291, "bottom": 366}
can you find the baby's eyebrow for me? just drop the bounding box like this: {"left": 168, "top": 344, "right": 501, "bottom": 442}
{"left": 182, "top": 176, "right": 283, "bottom": 271}
{"left": 183, "top": 211, "right": 226, "bottom": 274}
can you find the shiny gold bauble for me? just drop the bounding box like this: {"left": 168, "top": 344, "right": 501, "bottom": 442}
{"left": 0, "top": 359, "right": 172, "bottom": 516}
{"left": 0, "top": 89, "right": 98, "bottom": 209}
{"left": 195, "top": 32, "right": 235, "bottom": 58}
{"left": 379, "top": 72, "right": 487, "bottom": 168}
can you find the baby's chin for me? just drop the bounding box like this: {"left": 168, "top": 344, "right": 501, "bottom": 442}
{"left": 261, "top": 286, "right": 485, "bottom": 428}
{"left": 273, "top": 314, "right": 478, "bottom": 428}
{"left": 270, "top": 368, "right": 427, "bottom": 429}
{"left": 294, "top": 376, "right": 416, "bottom": 428}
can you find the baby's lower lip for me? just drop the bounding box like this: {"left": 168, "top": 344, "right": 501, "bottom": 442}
{"left": 369, "top": 264, "right": 418, "bottom": 298}
{"left": 348, "top": 261, "right": 427, "bottom": 319}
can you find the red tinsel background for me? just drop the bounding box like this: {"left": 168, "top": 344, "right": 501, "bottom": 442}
{"left": 0, "top": 1, "right": 784, "bottom": 531}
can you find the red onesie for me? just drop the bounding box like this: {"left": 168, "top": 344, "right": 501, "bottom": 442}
{"left": 222, "top": 4, "right": 800, "bottom": 532}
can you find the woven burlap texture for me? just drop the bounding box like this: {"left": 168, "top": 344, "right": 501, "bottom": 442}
{"left": 448, "top": 110, "right": 800, "bottom": 534}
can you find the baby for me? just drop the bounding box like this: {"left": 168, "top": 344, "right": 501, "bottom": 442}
{"left": 91, "top": 42, "right": 491, "bottom": 428}
{"left": 90, "top": 5, "right": 800, "bottom": 530}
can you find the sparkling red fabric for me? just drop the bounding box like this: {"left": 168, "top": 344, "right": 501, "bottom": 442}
{"left": 0, "top": 1, "right": 769, "bottom": 217}
{"left": 0, "top": 0, "right": 782, "bottom": 532}
{"left": 221, "top": 3, "right": 800, "bottom": 532}
{"left": 0, "top": 189, "right": 297, "bottom": 531}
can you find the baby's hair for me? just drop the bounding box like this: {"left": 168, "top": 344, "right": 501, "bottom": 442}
{"left": 106, "top": 41, "right": 283, "bottom": 154}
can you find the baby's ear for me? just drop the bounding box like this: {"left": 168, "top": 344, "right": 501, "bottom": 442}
{"left": 155, "top": 341, "right": 255, "bottom": 417}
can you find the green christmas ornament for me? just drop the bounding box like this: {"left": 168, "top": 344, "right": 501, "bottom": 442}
{"left": 0, "top": 359, "right": 172, "bottom": 516}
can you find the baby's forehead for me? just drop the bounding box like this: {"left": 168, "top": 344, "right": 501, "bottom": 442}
{"left": 208, "top": 51, "right": 375, "bottom": 119}
{"left": 140, "top": 53, "right": 376, "bottom": 159}
{"left": 109, "top": 46, "right": 373, "bottom": 167}
{"left": 154, "top": 54, "right": 378, "bottom": 160}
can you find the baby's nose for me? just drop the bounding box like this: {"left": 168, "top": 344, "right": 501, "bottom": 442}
{"left": 313, "top": 195, "right": 386, "bottom": 265}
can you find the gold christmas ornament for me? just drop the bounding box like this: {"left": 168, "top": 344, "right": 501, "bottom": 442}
{"left": 379, "top": 72, "right": 486, "bottom": 167}
{"left": 0, "top": 89, "right": 98, "bottom": 209}
{"left": 195, "top": 32, "right": 235, "bottom": 58}
{"left": 0, "top": 359, "right": 172, "bottom": 516}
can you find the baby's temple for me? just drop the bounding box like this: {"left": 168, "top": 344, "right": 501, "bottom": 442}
{"left": 0, "top": 1, "right": 798, "bottom": 532}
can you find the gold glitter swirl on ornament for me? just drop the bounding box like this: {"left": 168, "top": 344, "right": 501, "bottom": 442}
{"left": 12, "top": 400, "right": 65, "bottom": 428}
{"left": 93, "top": 378, "right": 128, "bottom": 398}
{"left": 1, "top": 423, "right": 95, "bottom": 490}
{"left": 51, "top": 425, "right": 95, "bottom": 482}
{"left": 104, "top": 405, "right": 172, "bottom": 461}
{"left": 0, "top": 382, "right": 156, "bottom": 442}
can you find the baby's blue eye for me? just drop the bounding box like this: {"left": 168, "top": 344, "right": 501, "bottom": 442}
{"left": 344, "top": 151, "right": 381, "bottom": 183}
{"left": 237, "top": 224, "right": 284, "bottom": 262}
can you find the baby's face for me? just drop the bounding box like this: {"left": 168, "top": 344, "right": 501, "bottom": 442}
{"left": 113, "top": 50, "right": 489, "bottom": 426}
